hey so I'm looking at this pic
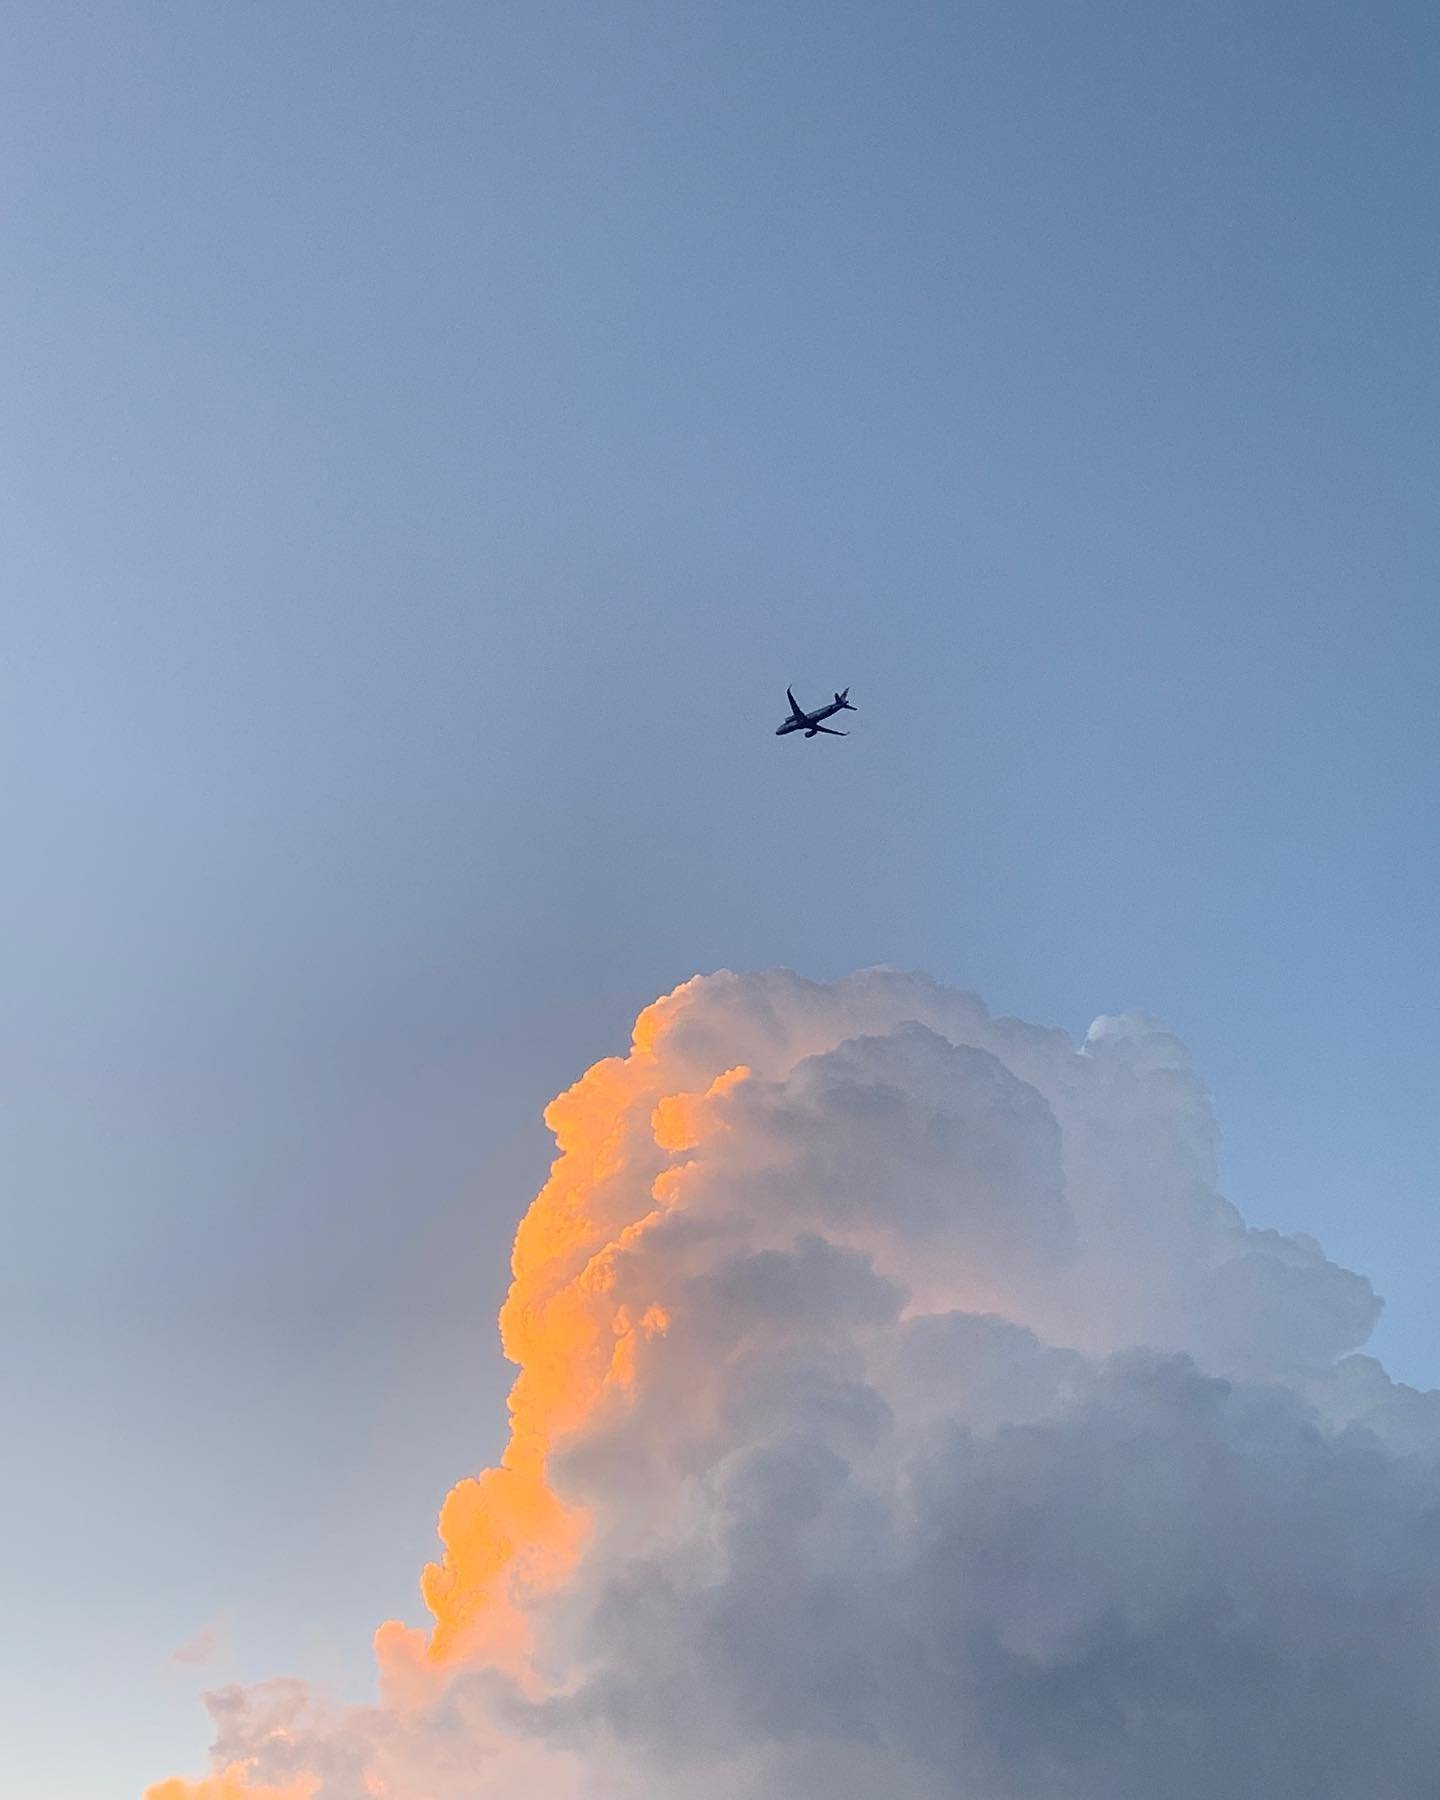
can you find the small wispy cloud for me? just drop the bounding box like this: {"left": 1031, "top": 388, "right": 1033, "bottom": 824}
{"left": 171, "top": 1617, "right": 225, "bottom": 1669}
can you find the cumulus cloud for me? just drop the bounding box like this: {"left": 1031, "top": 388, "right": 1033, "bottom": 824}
{"left": 151, "top": 970, "right": 1440, "bottom": 1800}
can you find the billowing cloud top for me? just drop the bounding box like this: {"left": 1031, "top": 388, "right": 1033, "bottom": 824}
{"left": 151, "top": 970, "right": 1440, "bottom": 1800}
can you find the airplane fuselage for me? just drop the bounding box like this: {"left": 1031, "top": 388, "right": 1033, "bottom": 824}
{"left": 775, "top": 696, "right": 849, "bottom": 736}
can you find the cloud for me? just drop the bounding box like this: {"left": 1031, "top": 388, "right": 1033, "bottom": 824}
{"left": 172, "top": 1618, "right": 226, "bottom": 1669}
{"left": 150, "top": 970, "right": 1440, "bottom": 1799}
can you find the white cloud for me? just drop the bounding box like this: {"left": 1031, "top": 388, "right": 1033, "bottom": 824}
{"left": 160, "top": 970, "right": 1440, "bottom": 1800}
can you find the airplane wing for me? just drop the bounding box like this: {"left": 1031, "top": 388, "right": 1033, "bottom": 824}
{"left": 786, "top": 686, "right": 807, "bottom": 722}
{"left": 810, "top": 723, "right": 848, "bottom": 736}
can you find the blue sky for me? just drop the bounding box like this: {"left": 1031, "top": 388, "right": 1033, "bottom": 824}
{"left": 2, "top": 4, "right": 1436, "bottom": 1794}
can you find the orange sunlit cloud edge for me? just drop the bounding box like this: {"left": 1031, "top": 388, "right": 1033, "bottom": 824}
{"left": 148, "top": 980, "right": 749, "bottom": 1796}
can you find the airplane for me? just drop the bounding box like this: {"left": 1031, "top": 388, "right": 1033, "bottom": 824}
{"left": 775, "top": 686, "right": 856, "bottom": 738}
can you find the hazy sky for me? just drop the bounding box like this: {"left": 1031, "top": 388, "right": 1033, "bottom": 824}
{"left": 2, "top": 4, "right": 1435, "bottom": 1795}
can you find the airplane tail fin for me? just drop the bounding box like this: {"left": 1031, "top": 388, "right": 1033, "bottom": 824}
{"left": 835, "top": 688, "right": 855, "bottom": 709}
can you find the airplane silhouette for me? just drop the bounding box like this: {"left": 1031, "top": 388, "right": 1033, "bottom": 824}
{"left": 775, "top": 686, "right": 855, "bottom": 738}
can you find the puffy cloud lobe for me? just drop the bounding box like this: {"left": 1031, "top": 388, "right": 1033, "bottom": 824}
{"left": 152, "top": 970, "right": 1439, "bottom": 1800}
{"left": 554, "top": 1342, "right": 1440, "bottom": 1798}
